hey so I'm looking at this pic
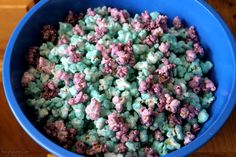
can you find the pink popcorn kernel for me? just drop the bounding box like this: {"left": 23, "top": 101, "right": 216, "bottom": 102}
{"left": 115, "top": 126, "right": 129, "bottom": 143}
{"left": 75, "top": 141, "right": 86, "bottom": 154}
{"left": 157, "top": 94, "right": 166, "bottom": 112}
{"left": 58, "top": 35, "right": 69, "bottom": 45}
{"left": 21, "top": 71, "right": 35, "bottom": 87}
{"left": 110, "top": 42, "right": 133, "bottom": 66}
{"left": 95, "top": 26, "right": 108, "bottom": 39}
{"left": 173, "top": 85, "right": 182, "bottom": 96}
{"left": 165, "top": 99, "right": 181, "bottom": 113}
{"left": 25, "top": 46, "right": 40, "bottom": 66}
{"left": 96, "top": 43, "right": 110, "bottom": 59}
{"left": 66, "top": 45, "right": 82, "bottom": 63}
{"left": 95, "top": 18, "right": 108, "bottom": 38}
{"left": 72, "top": 24, "right": 84, "bottom": 36}
{"left": 101, "top": 57, "right": 117, "bottom": 74}
{"left": 141, "top": 11, "right": 151, "bottom": 23}
{"left": 86, "top": 142, "right": 108, "bottom": 155}
{"left": 186, "top": 50, "right": 197, "bottom": 62}
{"left": 173, "top": 16, "right": 182, "bottom": 29}
{"left": 151, "top": 27, "right": 164, "bottom": 37}
{"left": 44, "top": 120, "right": 76, "bottom": 148}
{"left": 37, "top": 57, "right": 54, "bottom": 74}
{"left": 145, "top": 147, "right": 159, "bottom": 157}
{"left": 156, "top": 15, "right": 168, "bottom": 32}
{"left": 131, "top": 19, "right": 145, "bottom": 32}
{"left": 41, "top": 25, "right": 57, "bottom": 42}
{"left": 68, "top": 91, "right": 88, "bottom": 106}
{"left": 65, "top": 11, "right": 82, "bottom": 26}
{"left": 156, "top": 59, "right": 176, "bottom": 77}
{"left": 168, "top": 113, "right": 182, "bottom": 126}
{"left": 86, "top": 8, "right": 96, "bottom": 16}
{"left": 158, "top": 42, "right": 170, "bottom": 57}
{"left": 112, "top": 96, "right": 126, "bottom": 112}
{"left": 154, "top": 130, "right": 164, "bottom": 141}
{"left": 187, "top": 26, "right": 198, "bottom": 43}
{"left": 85, "top": 98, "right": 101, "bottom": 120}
{"left": 184, "top": 131, "right": 195, "bottom": 145}
{"left": 116, "top": 66, "right": 129, "bottom": 78}
{"left": 202, "top": 79, "right": 216, "bottom": 92}
{"left": 117, "top": 143, "right": 127, "bottom": 153}
{"left": 128, "top": 130, "right": 140, "bottom": 142}
{"left": 143, "top": 35, "right": 158, "bottom": 47}
{"left": 180, "top": 104, "right": 199, "bottom": 120}
{"left": 108, "top": 7, "right": 129, "bottom": 24}
{"left": 73, "top": 73, "right": 87, "bottom": 91}
{"left": 87, "top": 33, "right": 98, "bottom": 44}
{"left": 188, "top": 76, "right": 202, "bottom": 89}
{"left": 138, "top": 75, "right": 154, "bottom": 94}
{"left": 140, "top": 107, "right": 154, "bottom": 127}
{"left": 42, "top": 81, "right": 58, "bottom": 100}
{"left": 179, "top": 107, "right": 189, "bottom": 119}
{"left": 193, "top": 43, "right": 204, "bottom": 55}
{"left": 152, "top": 83, "right": 162, "bottom": 96}
{"left": 56, "top": 70, "right": 73, "bottom": 86}
{"left": 107, "top": 112, "right": 127, "bottom": 132}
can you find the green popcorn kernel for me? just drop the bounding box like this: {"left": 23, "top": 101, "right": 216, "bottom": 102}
{"left": 59, "top": 103, "right": 70, "bottom": 119}
{"left": 150, "top": 11, "right": 159, "bottom": 20}
{"left": 138, "top": 30, "right": 147, "bottom": 40}
{"left": 140, "top": 129, "right": 148, "bottom": 143}
{"left": 132, "top": 44, "right": 149, "bottom": 55}
{"left": 76, "top": 62, "right": 87, "bottom": 73}
{"left": 157, "top": 142, "right": 168, "bottom": 156}
{"left": 94, "top": 117, "right": 106, "bottom": 129}
{"left": 25, "top": 82, "right": 42, "bottom": 96}
{"left": 38, "top": 108, "right": 48, "bottom": 119}
{"left": 200, "top": 61, "right": 213, "bottom": 74}
{"left": 84, "top": 67, "right": 102, "bottom": 82}
{"left": 184, "top": 72, "right": 194, "bottom": 81}
{"left": 39, "top": 42, "right": 54, "bottom": 58}
{"left": 125, "top": 142, "right": 140, "bottom": 152}
{"left": 69, "top": 64, "right": 78, "bottom": 74}
{"left": 70, "top": 35, "right": 85, "bottom": 51}
{"left": 40, "top": 73, "right": 50, "bottom": 83}
{"left": 126, "top": 113, "right": 139, "bottom": 129}
{"left": 99, "top": 75, "right": 114, "bottom": 91}
{"left": 72, "top": 103, "right": 85, "bottom": 119}
{"left": 201, "top": 92, "right": 215, "bottom": 109}
{"left": 97, "top": 125, "right": 114, "bottom": 138}
{"left": 175, "top": 125, "right": 184, "bottom": 140}
{"left": 58, "top": 86, "right": 72, "bottom": 99}
{"left": 129, "top": 82, "right": 139, "bottom": 97}
{"left": 105, "top": 141, "right": 115, "bottom": 152}
{"left": 165, "top": 137, "right": 181, "bottom": 151}
{"left": 90, "top": 90, "right": 106, "bottom": 102}
{"left": 115, "top": 78, "right": 131, "bottom": 91}
{"left": 58, "top": 22, "right": 73, "bottom": 37}
{"left": 198, "top": 109, "right": 209, "bottom": 123}
{"left": 147, "top": 51, "right": 161, "bottom": 65}
{"left": 79, "top": 129, "right": 98, "bottom": 145}
{"left": 86, "top": 49, "right": 101, "bottom": 65}
{"left": 176, "top": 65, "right": 187, "bottom": 78}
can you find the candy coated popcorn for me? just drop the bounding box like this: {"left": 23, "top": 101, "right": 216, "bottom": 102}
{"left": 22, "top": 7, "right": 216, "bottom": 156}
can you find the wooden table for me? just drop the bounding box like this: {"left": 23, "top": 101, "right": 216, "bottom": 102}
{"left": 0, "top": 0, "right": 235, "bottom": 156}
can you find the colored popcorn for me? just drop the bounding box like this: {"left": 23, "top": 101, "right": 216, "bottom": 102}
{"left": 22, "top": 7, "right": 216, "bottom": 156}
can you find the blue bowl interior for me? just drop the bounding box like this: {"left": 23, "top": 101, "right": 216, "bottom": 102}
{"left": 5, "top": 0, "right": 236, "bottom": 156}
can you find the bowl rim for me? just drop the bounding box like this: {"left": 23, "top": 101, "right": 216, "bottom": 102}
{"left": 2, "top": 0, "right": 236, "bottom": 157}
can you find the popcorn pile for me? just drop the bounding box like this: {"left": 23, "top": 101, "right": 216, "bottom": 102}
{"left": 22, "top": 7, "right": 216, "bottom": 156}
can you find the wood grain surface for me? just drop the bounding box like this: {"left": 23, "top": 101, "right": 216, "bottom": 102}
{"left": 0, "top": 0, "right": 235, "bottom": 157}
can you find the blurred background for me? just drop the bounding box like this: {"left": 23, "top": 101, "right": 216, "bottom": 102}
{"left": 0, "top": 0, "right": 235, "bottom": 157}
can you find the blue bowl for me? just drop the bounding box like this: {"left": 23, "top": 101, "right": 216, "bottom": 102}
{"left": 3, "top": 0, "right": 236, "bottom": 156}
